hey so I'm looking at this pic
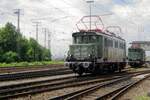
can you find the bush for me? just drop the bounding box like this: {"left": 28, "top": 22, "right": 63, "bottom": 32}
{"left": 33, "top": 61, "right": 43, "bottom": 66}
{"left": 3, "top": 51, "right": 19, "bottom": 63}
{"left": 19, "top": 62, "right": 29, "bottom": 66}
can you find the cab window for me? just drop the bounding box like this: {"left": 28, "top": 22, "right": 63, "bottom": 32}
{"left": 89, "top": 36, "right": 98, "bottom": 43}
{"left": 76, "top": 36, "right": 82, "bottom": 43}
{"left": 82, "top": 36, "right": 89, "bottom": 43}
{"left": 115, "top": 41, "right": 118, "bottom": 48}
{"left": 73, "top": 35, "right": 99, "bottom": 44}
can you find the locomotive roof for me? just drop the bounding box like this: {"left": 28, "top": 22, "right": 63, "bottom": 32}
{"left": 128, "top": 47, "right": 144, "bottom": 50}
{"left": 72, "top": 31, "right": 125, "bottom": 41}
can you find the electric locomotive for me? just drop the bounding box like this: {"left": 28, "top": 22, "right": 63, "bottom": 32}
{"left": 128, "top": 47, "right": 145, "bottom": 67}
{"left": 65, "top": 16, "right": 126, "bottom": 75}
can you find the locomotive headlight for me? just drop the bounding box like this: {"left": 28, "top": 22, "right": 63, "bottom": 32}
{"left": 88, "top": 54, "right": 92, "bottom": 60}
{"left": 68, "top": 54, "right": 70, "bottom": 57}
{"left": 88, "top": 54, "right": 92, "bottom": 57}
{"left": 68, "top": 54, "right": 71, "bottom": 57}
{"left": 66, "top": 54, "right": 73, "bottom": 61}
{"left": 67, "top": 54, "right": 72, "bottom": 58}
{"left": 70, "top": 54, "right": 74, "bottom": 58}
{"left": 67, "top": 54, "right": 75, "bottom": 61}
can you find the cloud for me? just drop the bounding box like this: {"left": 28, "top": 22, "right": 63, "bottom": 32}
{"left": 110, "top": 0, "right": 150, "bottom": 41}
{"left": 1, "top": 0, "right": 150, "bottom": 58}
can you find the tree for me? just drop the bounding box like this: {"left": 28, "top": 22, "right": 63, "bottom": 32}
{"left": 28, "top": 38, "right": 39, "bottom": 61}
{"left": 0, "top": 23, "right": 20, "bottom": 53}
{"left": 18, "top": 37, "right": 30, "bottom": 61}
{"left": 42, "top": 48, "right": 51, "bottom": 61}
{"left": 0, "top": 47, "right": 4, "bottom": 62}
{"left": 0, "top": 22, "right": 51, "bottom": 63}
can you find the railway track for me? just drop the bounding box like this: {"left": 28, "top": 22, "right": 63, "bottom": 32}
{"left": 108, "top": 74, "right": 150, "bottom": 100}
{"left": 49, "top": 71, "right": 150, "bottom": 100}
{"left": 0, "top": 67, "right": 72, "bottom": 81}
{"left": 0, "top": 70, "right": 150, "bottom": 100}
{"left": 0, "top": 70, "right": 138, "bottom": 99}
{"left": 0, "top": 75, "right": 126, "bottom": 99}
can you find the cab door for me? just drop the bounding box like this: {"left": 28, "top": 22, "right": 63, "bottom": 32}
{"left": 97, "top": 35, "right": 103, "bottom": 58}
{"left": 103, "top": 37, "right": 108, "bottom": 59}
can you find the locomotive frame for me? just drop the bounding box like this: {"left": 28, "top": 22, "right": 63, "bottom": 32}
{"left": 65, "top": 31, "right": 126, "bottom": 75}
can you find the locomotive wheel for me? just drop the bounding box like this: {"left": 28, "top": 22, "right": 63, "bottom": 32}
{"left": 92, "top": 66, "right": 99, "bottom": 74}
{"left": 88, "top": 63, "right": 98, "bottom": 74}
{"left": 75, "top": 66, "right": 83, "bottom": 76}
{"left": 77, "top": 71, "right": 83, "bottom": 76}
{"left": 117, "top": 63, "right": 121, "bottom": 72}
{"left": 109, "top": 66, "right": 115, "bottom": 73}
{"left": 119, "top": 67, "right": 121, "bottom": 72}
{"left": 118, "top": 65, "right": 122, "bottom": 72}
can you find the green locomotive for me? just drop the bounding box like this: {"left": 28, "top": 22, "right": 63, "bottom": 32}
{"left": 65, "top": 31, "right": 126, "bottom": 75}
{"left": 65, "top": 16, "right": 126, "bottom": 75}
{"left": 128, "top": 47, "right": 145, "bottom": 67}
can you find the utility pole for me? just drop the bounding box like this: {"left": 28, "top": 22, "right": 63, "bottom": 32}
{"left": 32, "top": 21, "right": 41, "bottom": 42}
{"left": 14, "top": 9, "right": 23, "bottom": 58}
{"left": 48, "top": 32, "right": 51, "bottom": 50}
{"left": 14, "top": 9, "right": 22, "bottom": 33}
{"left": 86, "top": 0, "right": 94, "bottom": 31}
{"left": 47, "top": 31, "right": 51, "bottom": 59}
{"left": 42, "top": 28, "right": 47, "bottom": 48}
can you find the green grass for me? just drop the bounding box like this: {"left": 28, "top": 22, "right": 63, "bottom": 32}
{"left": 135, "top": 94, "right": 150, "bottom": 100}
{"left": 0, "top": 61, "right": 64, "bottom": 68}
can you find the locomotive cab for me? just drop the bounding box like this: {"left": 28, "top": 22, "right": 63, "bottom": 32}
{"left": 68, "top": 32, "right": 102, "bottom": 61}
{"left": 65, "top": 32, "right": 103, "bottom": 75}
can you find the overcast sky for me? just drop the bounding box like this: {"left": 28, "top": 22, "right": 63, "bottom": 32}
{"left": 0, "top": 0, "right": 150, "bottom": 59}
